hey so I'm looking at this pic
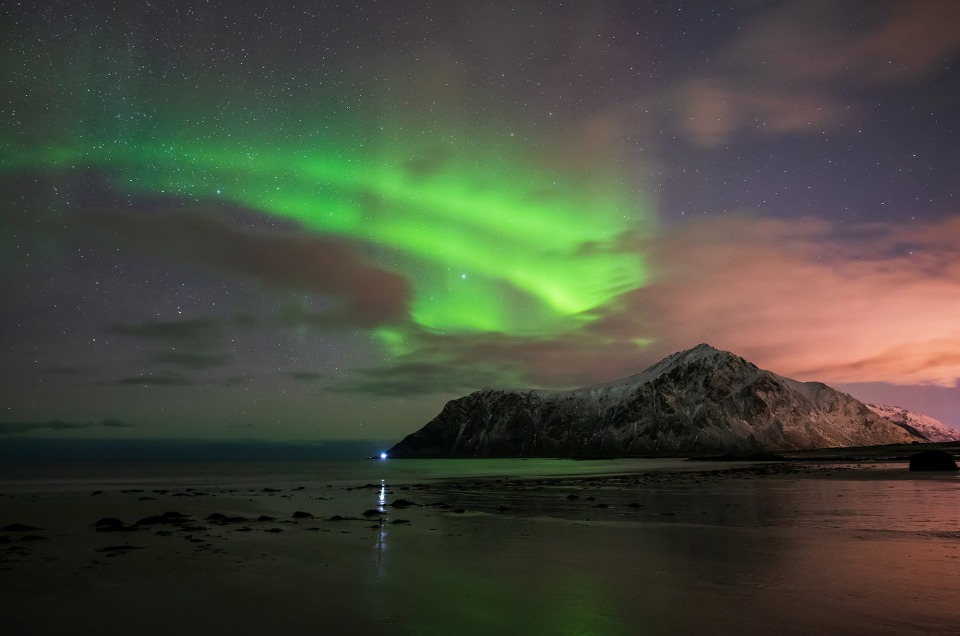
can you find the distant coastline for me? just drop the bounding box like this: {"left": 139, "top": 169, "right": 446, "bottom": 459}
{"left": 0, "top": 438, "right": 392, "bottom": 464}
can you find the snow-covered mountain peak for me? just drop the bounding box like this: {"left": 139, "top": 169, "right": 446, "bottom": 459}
{"left": 643, "top": 343, "right": 748, "bottom": 373}
{"left": 562, "top": 344, "right": 751, "bottom": 397}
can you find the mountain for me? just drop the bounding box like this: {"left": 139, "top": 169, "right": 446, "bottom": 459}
{"left": 388, "top": 344, "right": 925, "bottom": 457}
{"left": 866, "top": 403, "right": 960, "bottom": 443}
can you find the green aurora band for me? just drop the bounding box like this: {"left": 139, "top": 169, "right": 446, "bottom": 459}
{"left": 4, "top": 136, "right": 651, "bottom": 343}
{"left": 1, "top": 12, "right": 652, "bottom": 352}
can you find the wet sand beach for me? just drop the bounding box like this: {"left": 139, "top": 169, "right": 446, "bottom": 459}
{"left": 1, "top": 459, "right": 958, "bottom": 635}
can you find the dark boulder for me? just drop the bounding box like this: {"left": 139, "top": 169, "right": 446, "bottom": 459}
{"left": 94, "top": 518, "right": 137, "bottom": 532}
{"left": 96, "top": 544, "right": 144, "bottom": 553}
{"left": 135, "top": 512, "right": 190, "bottom": 526}
{"left": 908, "top": 450, "right": 959, "bottom": 471}
{"left": 94, "top": 517, "right": 124, "bottom": 526}
{"left": 206, "top": 513, "right": 247, "bottom": 523}
{"left": 2, "top": 524, "right": 41, "bottom": 532}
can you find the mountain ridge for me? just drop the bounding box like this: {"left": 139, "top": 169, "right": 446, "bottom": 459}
{"left": 389, "top": 344, "right": 925, "bottom": 457}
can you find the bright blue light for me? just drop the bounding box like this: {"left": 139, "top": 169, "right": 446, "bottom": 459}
{"left": 379, "top": 452, "right": 388, "bottom": 460}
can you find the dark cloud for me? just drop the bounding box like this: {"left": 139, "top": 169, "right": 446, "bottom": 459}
{"left": 330, "top": 360, "right": 524, "bottom": 397}
{"left": 402, "top": 146, "right": 454, "bottom": 181}
{"left": 68, "top": 206, "right": 412, "bottom": 328}
{"left": 223, "top": 374, "right": 255, "bottom": 386}
{"left": 232, "top": 312, "right": 264, "bottom": 329}
{"left": 151, "top": 350, "right": 232, "bottom": 370}
{"left": 287, "top": 371, "right": 325, "bottom": 381}
{"left": 395, "top": 329, "right": 635, "bottom": 389}
{"left": 110, "top": 317, "right": 223, "bottom": 344}
{"left": 0, "top": 419, "right": 135, "bottom": 435}
{"left": 116, "top": 373, "right": 197, "bottom": 387}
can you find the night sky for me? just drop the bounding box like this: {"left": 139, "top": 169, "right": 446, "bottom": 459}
{"left": 3, "top": 0, "right": 960, "bottom": 443}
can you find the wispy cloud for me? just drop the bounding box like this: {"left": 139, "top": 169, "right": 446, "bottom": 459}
{"left": 628, "top": 214, "right": 960, "bottom": 386}
{"left": 286, "top": 371, "right": 325, "bottom": 381}
{"left": 110, "top": 317, "right": 223, "bottom": 344}
{"left": 115, "top": 373, "right": 198, "bottom": 387}
{"left": 151, "top": 350, "right": 233, "bottom": 370}
{"left": 331, "top": 360, "right": 526, "bottom": 397}
{"left": 0, "top": 419, "right": 135, "bottom": 435}
{"left": 671, "top": 0, "right": 960, "bottom": 145}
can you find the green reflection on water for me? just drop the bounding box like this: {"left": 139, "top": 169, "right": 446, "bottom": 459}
{"left": 371, "top": 527, "right": 630, "bottom": 635}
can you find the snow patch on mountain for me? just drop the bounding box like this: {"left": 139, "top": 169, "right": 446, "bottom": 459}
{"left": 866, "top": 403, "right": 960, "bottom": 442}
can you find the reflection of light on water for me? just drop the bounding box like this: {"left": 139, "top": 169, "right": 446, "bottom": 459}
{"left": 374, "top": 479, "right": 388, "bottom": 579}
{"left": 375, "top": 521, "right": 388, "bottom": 579}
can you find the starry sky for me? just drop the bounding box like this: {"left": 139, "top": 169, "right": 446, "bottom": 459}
{"left": 3, "top": 0, "right": 960, "bottom": 443}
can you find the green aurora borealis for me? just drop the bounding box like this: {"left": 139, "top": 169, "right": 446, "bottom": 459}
{"left": 0, "top": 3, "right": 652, "bottom": 360}
{"left": 4, "top": 134, "right": 650, "bottom": 342}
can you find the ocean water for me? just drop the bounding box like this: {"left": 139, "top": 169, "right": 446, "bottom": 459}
{"left": 2, "top": 459, "right": 958, "bottom": 635}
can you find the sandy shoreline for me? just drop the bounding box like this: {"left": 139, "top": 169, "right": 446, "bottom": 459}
{"left": 2, "top": 460, "right": 959, "bottom": 635}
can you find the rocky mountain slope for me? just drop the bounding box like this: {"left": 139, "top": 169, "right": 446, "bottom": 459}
{"left": 866, "top": 403, "right": 960, "bottom": 442}
{"left": 388, "top": 344, "right": 925, "bottom": 457}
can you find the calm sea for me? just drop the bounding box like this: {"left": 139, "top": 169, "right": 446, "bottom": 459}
{"left": 2, "top": 457, "right": 958, "bottom": 634}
